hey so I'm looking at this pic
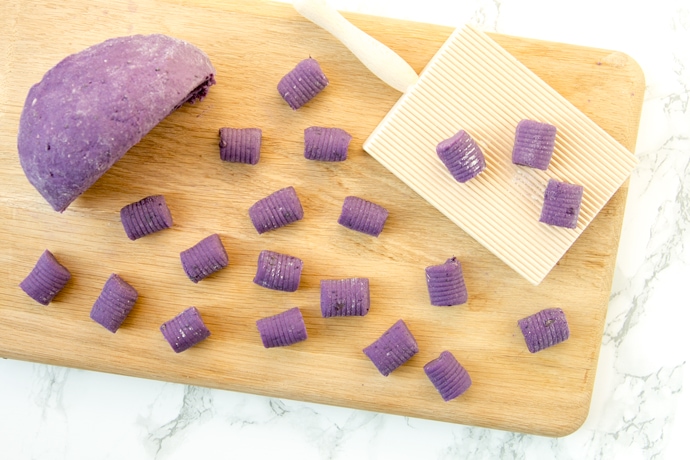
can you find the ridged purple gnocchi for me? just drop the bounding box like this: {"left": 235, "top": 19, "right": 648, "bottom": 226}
{"left": 19, "top": 250, "right": 71, "bottom": 305}
{"left": 277, "top": 58, "right": 328, "bottom": 110}
{"left": 320, "top": 278, "right": 370, "bottom": 317}
{"left": 120, "top": 195, "right": 173, "bottom": 240}
{"left": 219, "top": 127, "right": 262, "bottom": 165}
{"left": 512, "top": 119, "right": 557, "bottom": 170}
{"left": 256, "top": 307, "right": 308, "bottom": 348}
{"left": 160, "top": 306, "right": 211, "bottom": 353}
{"left": 337, "top": 196, "right": 389, "bottom": 237}
{"left": 425, "top": 257, "right": 468, "bottom": 306}
{"left": 436, "top": 130, "right": 486, "bottom": 183}
{"left": 253, "top": 250, "right": 303, "bottom": 292}
{"left": 363, "top": 319, "right": 419, "bottom": 376}
{"left": 90, "top": 274, "right": 138, "bottom": 333}
{"left": 304, "top": 127, "right": 352, "bottom": 161}
{"left": 248, "top": 186, "right": 304, "bottom": 234}
{"left": 539, "top": 179, "right": 584, "bottom": 229}
{"left": 180, "top": 234, "right": 228, "bottom": 283}
{"left": 518, "top": 307, "right": 570, "bottom": 353}
{"left": 424, "top": 351, "right": 472, "bottom": 401}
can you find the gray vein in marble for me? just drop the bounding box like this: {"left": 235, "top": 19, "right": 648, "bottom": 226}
{"left": 144, "top": 385, "right": 214, "bottom": 459}
{"left": 469, "top": 0, "right": 502, "bottom": 31}
{"left": 31, "top": 365, "right": 69, "bottom": 417}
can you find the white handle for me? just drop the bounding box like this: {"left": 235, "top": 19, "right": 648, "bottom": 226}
{"left": 293, "top": 0, "right": 418, "bottom": 93}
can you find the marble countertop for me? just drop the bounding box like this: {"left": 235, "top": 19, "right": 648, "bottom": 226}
{"left": 2, "top": 0, "right": 688, "bottom": 458}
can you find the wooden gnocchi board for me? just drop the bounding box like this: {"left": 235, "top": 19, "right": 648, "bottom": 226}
{"left": 0, "top": 0, "right": 644, "bottom": 436}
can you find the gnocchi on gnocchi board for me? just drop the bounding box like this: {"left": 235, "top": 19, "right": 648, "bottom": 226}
{"left": 0, "top": 0, "right": 644, "bottom": 436}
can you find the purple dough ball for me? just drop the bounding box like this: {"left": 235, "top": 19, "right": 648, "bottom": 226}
{"left": 18, "top": 34, "right": 216, "bottom": 212}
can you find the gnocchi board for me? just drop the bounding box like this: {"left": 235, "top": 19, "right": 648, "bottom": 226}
{"left": 0, "top": 0, "right": 644, "bottom": 437}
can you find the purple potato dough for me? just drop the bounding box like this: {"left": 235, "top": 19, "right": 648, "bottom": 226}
{"left": 424, "top": 351, "right": 472, "bottom": 401}
{"left": 539, "top": 179, "right": 584, "bottom": 229}
{"left": 518, "top": 307, "right": 570, "bottom": 353}
{"left": 219, "top": 127, "right": 262, "bottom": 165}
{"left": 252, "top": 250, "right": 303, "bottom": 292}
{"left": 303, "top": 127, "right": 352, "bottom": 161}
{"left": 90, "top": 274, "right": 138, "bottom": 333}
{"left": 511, "top": 119, "right": 557, "bottom": 170}
{"left": 320, "top": 277, "right": 370, "bottom": 317}
{"left": 160, "top": 306, "right": 211, "bottom": 353}
{"left": 256, "top": 307, "right": 308, "bottom": 348}
{"left": 436, "top": 130, "right": 486, "bottom": 183}
{"left": 337, "top": 196, "right": 389, "bottom": 237}
{"left": 363, "top": 319, "right": 419, "bottom": 376}
{"left": 120, "top": 195, "right": 173, "bottom": 240}
{"left": 248, "top": 186, "right": 304, "bottom": 234}
{"left": 277, "top": 58, "right": 329, "bottom": 110}
{"left": 425, "top": 257, "right": 468, "bottom": 306}
{"left": 19, "top": 250, "right": 71, "bottom": 305}
{"left": 18, "top": 34, "right": 216, "bottom": 212}
{"left": 180, "top": 234, "right": 228, "bottom": 283}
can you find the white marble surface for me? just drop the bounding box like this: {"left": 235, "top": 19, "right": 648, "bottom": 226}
{"left": 2, "top": 0, "right": 688, "bottom": 458}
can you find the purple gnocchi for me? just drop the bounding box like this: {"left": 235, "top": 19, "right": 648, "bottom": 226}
{"left": 436, "top": 130, "right": 486, "bottom": 183}
{"left": 424, "top": 351, "right": 472, "bottom": 401}
{"left": 277, "top": 58, "right": 329, "bottom": 110}
{"left": 511, "top": 119, "right": 557, "bottom": 170}
{"left": 256, "top": 307, "right": 308, "bottom": 348}
{"left": 320, "top": 277, "right": 370, "bottom": 317}
{"left": 90, "top": 274, "right": 138, "bottom": 333}
{"left": 518, "top": 307, "right": 570, "bottom": 353}
{"left": 425, "top": 257, "right": 468, "bottom": 306}
{"left": 253, "top": 250, "right": 303, "bottom": 292}
{"left": 180, "top": 233, "right": 228, "bottom": 283}
{"left": 219, "top": 127, "right": 262, "bottom": 165}
{"left": 363, "top": 319, "right": 419, "bottom": 377}
{"left": 539, "top": 179, "right": 584, "bottom": 229}
{"left": 19, "top": 250, "right": 71, "bottom": 305}
{"left": 120, "top": 195, "right": 173, "bottom": 240}
{"left": 338, "top": 196, "right": 389, "bottom": 237}
{"left": 248, "top": 186, "right": 304, "bottom": 234}
{"left": 160, "top": 306, "right": 211, "bottom": 353}
{"left": 304, "top": 127, "right": 352, "bottom": 161}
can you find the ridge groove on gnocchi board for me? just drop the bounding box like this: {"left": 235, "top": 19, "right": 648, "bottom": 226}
{"left": 0, "top": 0, "right": 644, "bottom": 438}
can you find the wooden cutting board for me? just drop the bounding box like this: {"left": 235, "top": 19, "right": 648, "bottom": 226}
{"left": 0, "top": 0, "right": 644, "bottom": 436}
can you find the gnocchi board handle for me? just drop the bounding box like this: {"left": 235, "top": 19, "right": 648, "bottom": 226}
{"left": 293, "top": 0, "right": 419, "bottom": 93}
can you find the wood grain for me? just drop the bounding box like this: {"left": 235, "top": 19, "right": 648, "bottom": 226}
{"left": 0, "top": 0, "right": 644, "bottom": 436}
